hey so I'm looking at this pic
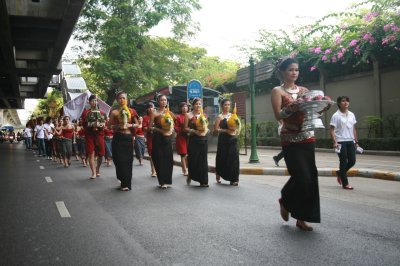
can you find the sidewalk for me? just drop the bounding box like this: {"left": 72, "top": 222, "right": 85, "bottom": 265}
{"left": 169, "top": 147, "right": 400, "bottom": 182}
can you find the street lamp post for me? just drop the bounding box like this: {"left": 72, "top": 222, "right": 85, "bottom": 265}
{"left": 249, "top": 57, "right": 259, "bottom": 163}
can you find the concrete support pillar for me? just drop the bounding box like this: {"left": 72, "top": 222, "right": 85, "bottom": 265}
{"left": 318, "top": 68, "right": 328, "bottom": 138}
{"left": 371, "top": 55, "right": 383, "bottom": 136}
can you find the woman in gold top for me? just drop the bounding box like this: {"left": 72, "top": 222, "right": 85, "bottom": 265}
{"left": 184, "top": 98, "right": 209, "bottom": 187}
{"left": 149, "top": 94, "right": 175, "bottom": 189}
{"left": 213, "top": 98, "right": 240, "bottom": 186}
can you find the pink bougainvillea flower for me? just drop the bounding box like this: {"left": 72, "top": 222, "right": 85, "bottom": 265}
{"left": 382, "top": 35, "right": 396, "bottom": 45}
{"left": 335, "top": 36, "right": 342, "bottom": 44}
{"left": 322, "top": 55, "right": 328, "bottom": 61}
{"left": 310, "top": 66, "right": 317, "bottom": 71}
{"left": 314, "top": 47, "right": 322, "bottom": 54}
{"left": 325, "top": 49, "right": 331, "bottom": 55}
{"left": 354, "top": 46, "right": 361, "bottom": 55}
{"left": 363, "top": 12, "right": 379, "bottom": 22}
{"left": 331, "top": 56, "right": 337, "bottom": 63}
{"left": 363, "top": 33, "right": 372, "bottom": 40}
{"left": 349, "top": 40, "right": 359, "bottom": 47}
{"left": 341, "top": 47, "right": 347, "bottom": 53}
{"left": 337, "top": 52, "right": 343, "bottom": 59}
{"left": 383, "top": 23, "right": 392, "bottom": 31}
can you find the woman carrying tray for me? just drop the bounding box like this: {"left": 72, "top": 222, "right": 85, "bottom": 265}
{"left": 271, "top": 57, "right": 330, "bottom": 231}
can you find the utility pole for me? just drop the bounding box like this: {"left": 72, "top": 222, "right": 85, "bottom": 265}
{"left": 249, "top": 57, "right": 259, "bottom": 163}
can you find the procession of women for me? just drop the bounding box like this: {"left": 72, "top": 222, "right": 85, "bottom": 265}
{"left": 22, "top": 57, "right": 360, "bottom": 232}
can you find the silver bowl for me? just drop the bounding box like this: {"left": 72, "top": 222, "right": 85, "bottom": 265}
{"left": 295, "top": 100, "right": 334, "bottom": 131}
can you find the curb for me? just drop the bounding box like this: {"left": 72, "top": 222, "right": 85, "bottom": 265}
{"left": 255, "top": 146, "right": 400, "bottom": 156}
{"left": 144, "top": 156, "right": 400, "bottom": 182}
{"left": 239, "top": 167, "right": 400, "bottom": 182}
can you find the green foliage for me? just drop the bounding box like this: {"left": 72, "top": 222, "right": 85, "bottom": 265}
{"left": 365, "top": 115, "right": 383, "bottom": 137}
{"left": 32, "top": 90, "right": 64, "bottom": 118}
{"left": 383, "top": 113, "right": 400, "bottom": 137}
{"left": 75, "top": 0, "right": 201, "bottom": 104}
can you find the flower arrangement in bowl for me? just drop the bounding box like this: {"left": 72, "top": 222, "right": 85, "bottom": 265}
{"left": 87, "top": 109, "right": 106, "bottom": 129}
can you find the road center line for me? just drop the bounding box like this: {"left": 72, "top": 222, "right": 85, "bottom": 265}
{"left": 55, "top": 201, "right": 71, "bottom": 218}
{"left": 39, "top": 166, "right": 45, "bottom": 170}
{"left": 45, "top": 176, "right": 53, "bottom": 183}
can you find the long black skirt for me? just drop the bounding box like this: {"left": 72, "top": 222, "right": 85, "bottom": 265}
{"left": 112, "top": 132, "right": 133, "bottom": 190}
{"left": 151, "top": 132, "right": 173, "bottom": 185}
{"left": 216, "top": 134, "right": 239, "bottom": 182}
{"left": 188, "top": 135, "right": 208, "bottom": 185}
{"left": 281, "top": 141, "right": 320, "bottom": 223}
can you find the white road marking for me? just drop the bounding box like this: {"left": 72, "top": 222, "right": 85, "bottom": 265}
{"left": 39, "top": 166, "right": 45, "bottom": 170}
{"left": 55, "top": 201, "right": 71, "bottom": 218}
{"left": 45, "top": 176, "right": 53, "bottom": 183}
{"left": 36, "top": 160, "right": 40, "bottom": 162}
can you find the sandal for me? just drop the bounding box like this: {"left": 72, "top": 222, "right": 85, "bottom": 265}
{"left": 121, "top": 187, "right": 130, "bottom": 191}
{"left": 230, "top": 182, "right": 239, "bottom": 186}
{"left": 216, "top": 176, "right": 221, "bottom": 184}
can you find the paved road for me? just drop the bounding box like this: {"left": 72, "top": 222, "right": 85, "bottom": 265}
{"left": 1, "top": 143, "right": 399, "bottom": 265}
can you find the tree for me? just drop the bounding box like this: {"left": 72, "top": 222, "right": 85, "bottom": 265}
{"left": 32, "top": 90, "right": 64, "bottom": 118}
{"left": 74, "top": 0, "right": 201, "bottom": 105}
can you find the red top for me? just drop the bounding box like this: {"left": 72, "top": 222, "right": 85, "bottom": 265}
{"left": 135, "top": 126, "right": 144, "bottom": 136}
{"left": 77, "top": 127, "right": 85, "bottom": 137}
{"left": 62, "top": 128, "right": 74, "bottom": 139}
{"left": 174, "top": 114, "right": 188, "bottom": 155}
{"left": 104, "top": 128, "right": 114, "bottom": 137}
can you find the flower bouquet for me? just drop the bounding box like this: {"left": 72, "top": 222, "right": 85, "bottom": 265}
{"left": 227, "top": 103, "right": 241, "bottom": 131}
{"left": 195, "top": 108, "right": 208, "bottom": 132}
{"left": 160, "top": 107, "right": 174, "bottom": 131}
{"left": 119, "top": 105, "right": 131, "bottom": 129}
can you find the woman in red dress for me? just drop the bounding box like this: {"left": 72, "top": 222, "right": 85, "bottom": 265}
{"left": 174, "top": 102, "right": 189, "bottom": 176}
{"left": 60, "top": 116, "right": 75, "bottom": 168}
{"left": 142, "top": 102, "right": 156, "bottom": 177}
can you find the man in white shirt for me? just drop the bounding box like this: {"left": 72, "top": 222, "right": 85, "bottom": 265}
{"left": 23, "top": 124, "right": 33, "bottom": 150}
{"left": 34, "top": 118, "right": 46, "bottom": 157}
{"left": 330, "top": 96, "right": 358, "bottom": 190}
{"left": 43, "top": 117, "right": 55, "bottom": 160}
